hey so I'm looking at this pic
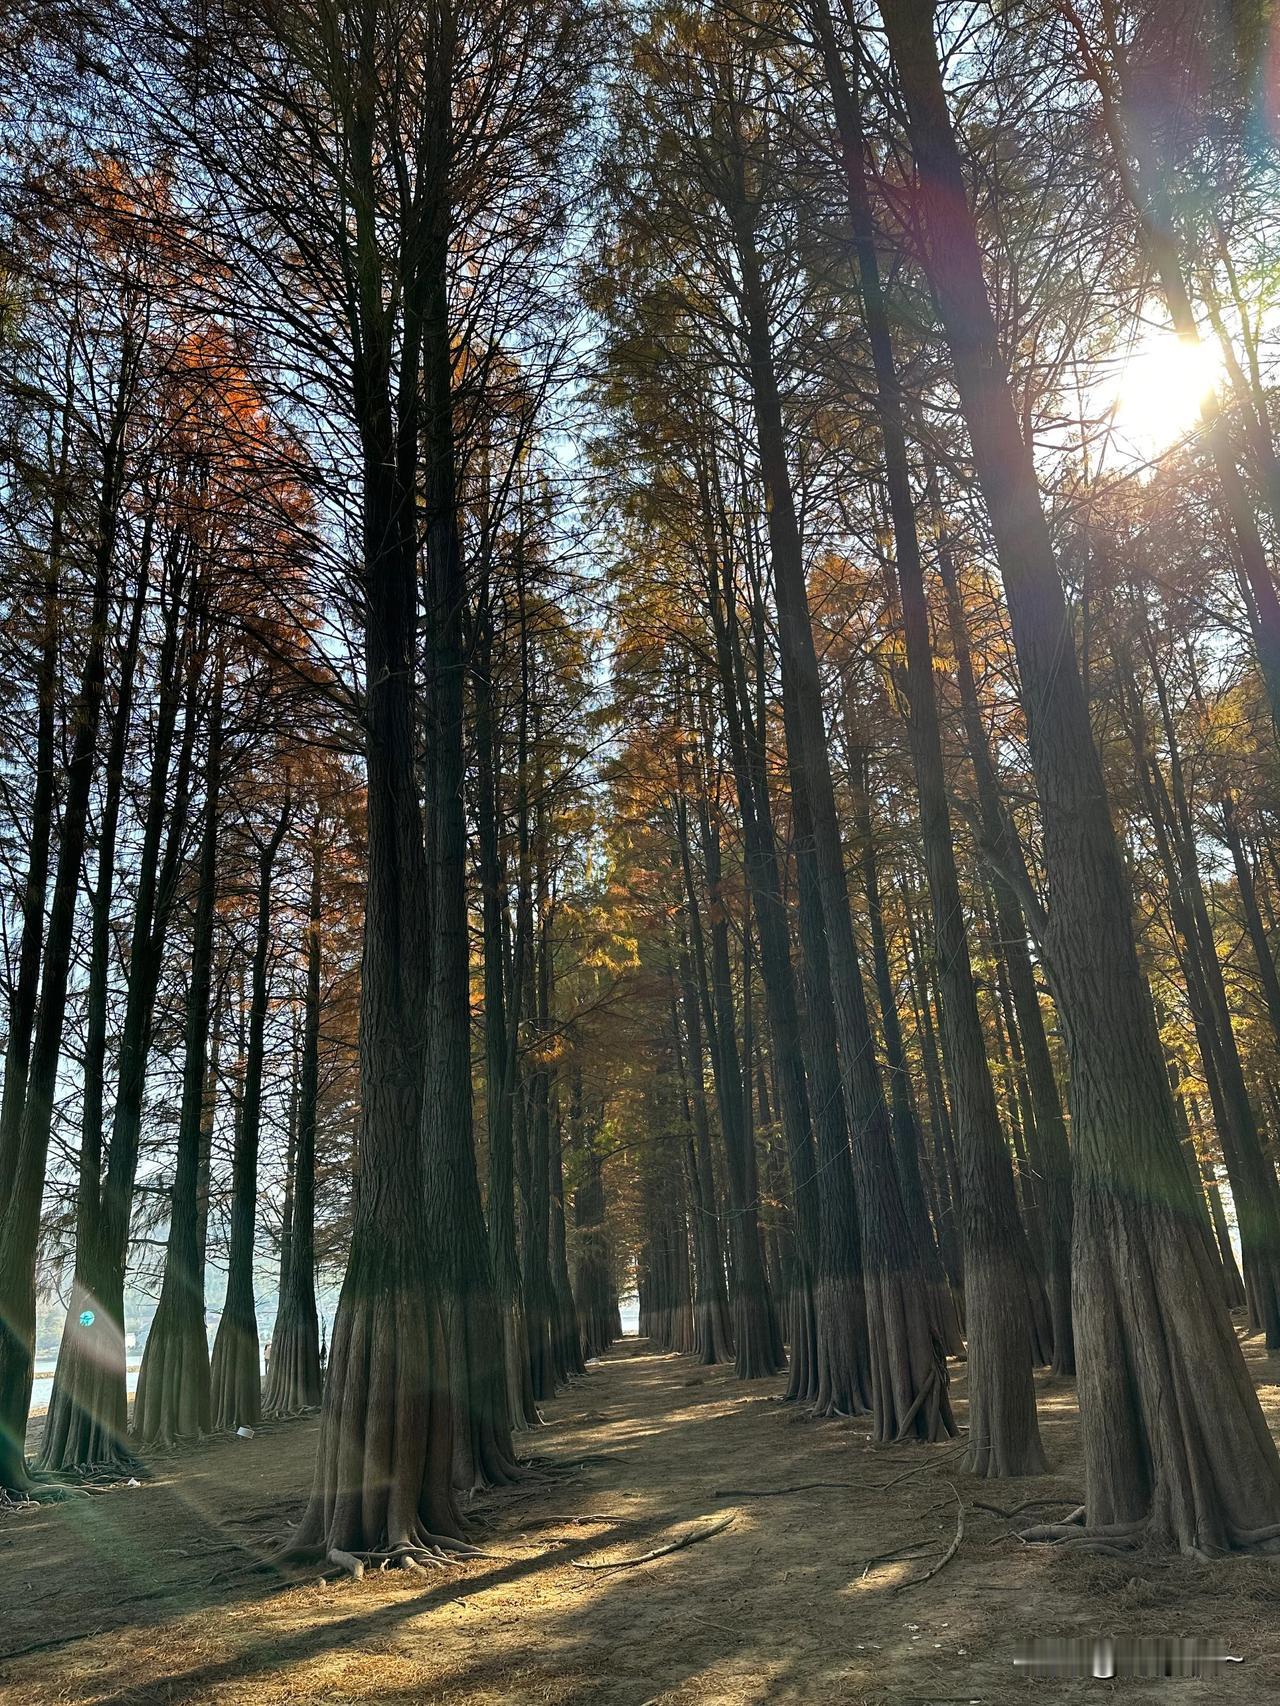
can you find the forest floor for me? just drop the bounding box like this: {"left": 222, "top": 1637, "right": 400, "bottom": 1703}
{"left": 3, "top": 1336, "right": 1280, "bottom": 1705}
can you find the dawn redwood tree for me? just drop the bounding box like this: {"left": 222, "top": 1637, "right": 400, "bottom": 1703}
{"left": 39, "top": 547, "right": 200, "bottom": 1475}
{"left": 133, "top": 662, "right": 226, "bottom": 1446}
{"left": 673, "top": 934, "right": 736, "bottom": 1364}
{"left": 261, "top": 820, "right": 325, "bottom": 1417}
{"left": 879, "top": 0, "right": 1280, "bottom": 1549}
{"left": 815, "top": 18, "right": 1044, "bottom": 1471}
{"left": 673, "top": 739, "right": 781, "bottom": 1378}
{"left": 571, "top": 1074, "right": 613, "bottom": 1361}
{"left": 209, "top": 786, "right": 292, "bottom": 1431}
{"left": 0, "top": 304, "right": 137, "bottom": 1494}
{"left": 0, "top": 414, "right": 64, "bottom": 1191}
{"left": 143, "top": 0, "right": 470, "bottom": 1559}
{"left": 696, "top": 36, "right": 952, "bottom": 1439}
{"left": 932, "top": 511, "right": 1075, "bottom": 1375}
{"left": 419, "top": 140, "right": 519, "bottom": 1482}
{"left": 845, "top": 726, "right": 962, "bottom": 1360}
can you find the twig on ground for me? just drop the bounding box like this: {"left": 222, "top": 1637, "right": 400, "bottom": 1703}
{"left": 522, "top": 1513, "right": 642, "bottom": 1526}
{"left": 875, "top": 1443, "right": 966, "bottom": 1492}
{"left": 892, "top": 1483, "right": 964, "bottom": 1592}
{"left": 571, "top": 1514, "right": 735, "bottom": 1572}
{"left": 858, "top": 1540, "right": 934, "bottom": 1577}
{"left": 713, "top": 1481, "right": 859, "bottom": 1498}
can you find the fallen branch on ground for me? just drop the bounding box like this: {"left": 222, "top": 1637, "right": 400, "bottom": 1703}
{"left": 570, "top": 1514, "right": 735, "bottom": 1571}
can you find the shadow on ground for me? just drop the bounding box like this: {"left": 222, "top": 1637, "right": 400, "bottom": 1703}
{"left": 2, "top": 1336, "right": 1279, "bottom": 1704}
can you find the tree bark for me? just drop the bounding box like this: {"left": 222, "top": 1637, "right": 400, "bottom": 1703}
{"left": 881, "top": 0, "right": 1280, "bottom": 1546}
{"left": 262, "top": 820, "right": 324, "bottom": 1418}
{"left": 134, "top": 663, "right": 225, "bottom": 1445}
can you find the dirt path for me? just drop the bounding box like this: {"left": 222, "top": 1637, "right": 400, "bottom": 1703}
{"left": 2, "top": 1340, "right": 1278, "bottom": 1703}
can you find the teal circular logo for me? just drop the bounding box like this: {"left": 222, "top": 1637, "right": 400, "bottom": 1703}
{"left": 79, "top": 1310, "right": 95, "bottom": 1328}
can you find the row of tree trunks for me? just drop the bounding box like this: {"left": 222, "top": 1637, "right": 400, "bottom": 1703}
{"left": 133, "top": 664, "right": 226, "bottom": 1445}
{"left": 879, "top": 0, "right": 1280, "bottom": 1546}
{"left": 0, "top": 359, "right": 131, "bottom": 1494}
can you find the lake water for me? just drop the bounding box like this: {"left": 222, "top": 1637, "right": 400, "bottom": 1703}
{"left": 31, "top": 1296, "right": 642, "bottom": 1409}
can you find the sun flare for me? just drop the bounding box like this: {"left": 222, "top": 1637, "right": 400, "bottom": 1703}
{"left": 1109, "top": 329, "right": 1223, "bottom": 462}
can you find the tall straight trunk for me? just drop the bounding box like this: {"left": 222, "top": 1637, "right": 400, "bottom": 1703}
{"left": 521, "top": 852, "right": 561, "bottom": 1397}
{"left": 74, "top": 559, "right": 150, "bottom": 1360}
{"left": 419, "top": 173, "right": 516, "bottom": 1492}
{"left": 210, "top": 794, "right": 291, "bottom": 1430}
{"left": 1119, "top": 641, "right": 1280, "bottom": 1346}
{"left": 290, "top": 23, "right": 462, "bottom": 1547}
{"left": 704, "top": 512, "right": 850, "bottom": 1402}
{"left": 733, "top": 214, "right": 951, "bottom": 1443}
{"left": 571, "top": 1075, "right": 612, "bottom": 1361}
{"left": 934, "top": 518, "right": 1074, "bottom": 1374}
{"left": 0, "top": 429, "right": 66, "bottom": 1188}
{"left": 900, "top": 876, "right": 963, "bottom": 1298}
{"left": 846, "top": 729, "right": 963, "bottom": 1358}
{"left": 675, "top": 767, "right": 780, "bottom": 1378}
{"left": 134, "top": 665, "right": 225, "bottom": 1445}
{"left": 674, "top": 944, "right": 735, "bottom": 1364}
{"left": 817, "top": 22, "right": 1044, "bottom": 1470}
{"left": 548, "top": 1095, "right": 583, "bottom": 1382}
{"left": 881, "top": 0, "right": 1280, "bottom": 1547}
{"left": 263, "top": 823, "right": 324, "bottom": 1418}
{"left": 1220, "top": 794, "right": 1280, "bottom": 1054}
{"left": 476, "top": 600, "right": 536, "bottom": 1432}
{"left": 0, "top": 365, "right": 130, "bottom": 1493}
{"left": 40, "top": 557, "right": 197, "bottom": 1474}
{"left": 196, "top": 1006, "right": 221, "bottom": 1289}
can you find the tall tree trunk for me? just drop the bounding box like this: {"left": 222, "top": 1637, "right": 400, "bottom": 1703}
{"left": 881, "top": 0, "right": 1280, "bottom": 1546}
{"left": 846, "top": 727, "right": 964, "bottom": 1359}
{"left": 571, "top": 1075, "right": 612, "bottom": 1361}
{"left": 703, "top": 537, "right": 825, "bottom": 1398}
{"left": 263, "top": 820, "right": 324, "bottom": 1418}
{"left": 548, "top": 1093, "right": 584, "bottom": 1383}
{"left": 734, "top": 215, "right": 952, "bottom": 1442}
{"left": 0, "top": 435, "right": 66, "bottom": 1189}
{"left": 674, "top": 942, "right": 735, "bottom": 1365}
{"left": 0, "top": 370, "right": 129, "bottom": 1493}
{"left": 40, "top": 557, "right": 196, "bottom": 1474}
{"left": 675, "top": 760, "right": 781, "bottom": 1379}
{"left": 210, "top": 792, "right": 292, "bottom": 1431}
{"left": 134, "top": 664, "right": 225, "bottom": 1445}
{"left": 933, "top": 517, "right": 1074, "bottom": 1375}
{"left": 477, "top": 601, "right": 537, "bottom": 1432}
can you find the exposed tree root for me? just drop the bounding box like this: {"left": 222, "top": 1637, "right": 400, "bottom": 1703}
{"left": 858, "top": 1540, "right": 933, "bottom": 1577}
{"left": 1013, "top": 1507, "right": 1280, "bottom": 1556}
{"left": 874, "top": 1441, "right": 967, "bottom": 1492}
{"left": 972, "top": 1495, "right": 1081, "bottom": 1520}
{"left": 327, "top": 1534, "right": 496, "bottom": 1579}
{"left": 0, "top": 1478, "right": 92, "bottom": 1510}
{"left": 713, "top": 1481, "right": 860, "bottom": 1498}
{"left": 570, "top": 1513, "right": 735, "bottom": 1571}
{"left": 892, "top": 1483, "right": 963, "bottom": 1591}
